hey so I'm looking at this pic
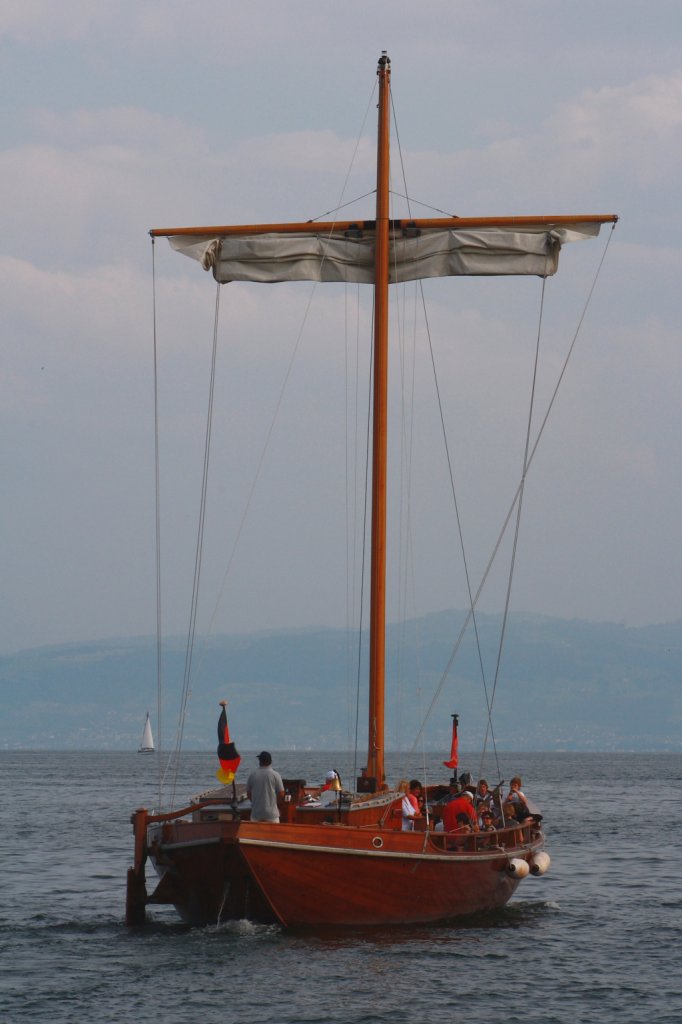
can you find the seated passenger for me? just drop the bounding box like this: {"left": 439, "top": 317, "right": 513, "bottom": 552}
{"left": 445, "top": 813, "right": 473, "bottom": 848}
{"left": 401, "top": 779, "right": 423, "bottom": 831}
{"left": 417, "top": 792, "right": 428, "bottom": 824}
{"left": 479, "top": 809, "right": 496, "bottom": 831}
{"left": 489, "top": 781, "right": 504, "bottom": 817}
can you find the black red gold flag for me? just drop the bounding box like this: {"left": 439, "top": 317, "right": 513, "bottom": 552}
{"left": 216, "top": 704, "right": 241, "bottom": 784}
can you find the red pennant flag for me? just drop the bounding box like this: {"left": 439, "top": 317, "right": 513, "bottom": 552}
{"left": 216, "top": 703, "right": 241, "bottom": 784}
{"left": 443, "top": 713, "right": 459, "bottom": 770}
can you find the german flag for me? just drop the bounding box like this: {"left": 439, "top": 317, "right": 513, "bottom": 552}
{"left": 216, "top": 703, "right": 241, "bottom": 784}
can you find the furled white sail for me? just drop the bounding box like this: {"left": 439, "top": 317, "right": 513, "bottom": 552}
{"left": 168, "top": 222, "right": 602, "bottom": 285}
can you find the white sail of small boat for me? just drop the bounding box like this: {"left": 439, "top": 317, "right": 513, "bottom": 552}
{"left": 138, "top": 712, "right": 154, "bottom": 754}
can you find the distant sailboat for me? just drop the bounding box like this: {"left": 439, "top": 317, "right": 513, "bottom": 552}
{"left": 138, "top": 712, "right": 154, "bottom": 754}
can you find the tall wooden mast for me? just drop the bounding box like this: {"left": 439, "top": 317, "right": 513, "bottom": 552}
{"left": 367, "top": 52, "right": 391, "bottom": 788}
{"left": 149, "top": 53, "right": 616, "bottom": 793}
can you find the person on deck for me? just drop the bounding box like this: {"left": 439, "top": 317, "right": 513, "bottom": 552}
{"left": 453, "top": 813, "right": 472, "bottom": 833}
{"left": 446, "top": 777, "right": 460, "bottom": 800}
{"left": 322, "top": 769, "right": 341, "bottom": 791}
{"left": 445, "top": 813, "right": 473, "bottom": 848}
{"left": 480, "top": 809, "right": 496, "bottom": 831}
{"left": 443, "top": 790, "right": 478, "bottom": 832}
{"left": 401, "top": 779, "right": 423, "bottom": 831}
{"left": 320, "top": 769, "right": 343, "bottom": 806}
{"left": 507, "top": 776, "right": 531, "bottom": 818}
{"left": 507, "top": 776, "right": 526, "bottom": 805}
{"left": 247, "top": 751, "right": 285, "bottom": 823}
{"left": 475, "top": 779, "right": 492, "bottom": 811}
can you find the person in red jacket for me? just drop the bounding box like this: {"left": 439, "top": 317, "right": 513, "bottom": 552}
{"left": 443, "top": 789, "right": 478, "bottom": 832}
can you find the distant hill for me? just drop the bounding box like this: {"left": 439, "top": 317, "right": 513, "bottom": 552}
{"left": 1, "top": 610, "right": 680, "bottom": 751}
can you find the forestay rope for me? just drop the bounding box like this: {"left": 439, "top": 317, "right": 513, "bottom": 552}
{"left": 479, "top": 277, "right": 546, "bottom": 774}
{"left": 154, "top": 74, "right": 382, "bottom": 807}
{"left": 168, "top": 283, "right": 222, "bottom": 807}
{"left": 410, "top": 222, "right": 618, "bottom": 756}
{"left": 390, "top": 91, "right": 498, "bottom": 780}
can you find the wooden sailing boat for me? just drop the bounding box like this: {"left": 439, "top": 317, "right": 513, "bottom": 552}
{"left": 138, "top": 712, "right": 154, "bottom": 754}
{"left": 126, "top": 54, "right": 616, "bottom": 928}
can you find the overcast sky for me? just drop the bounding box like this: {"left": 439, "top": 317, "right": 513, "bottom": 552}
{"left": 2, "top": 1, "right": 681, "bottom": 656}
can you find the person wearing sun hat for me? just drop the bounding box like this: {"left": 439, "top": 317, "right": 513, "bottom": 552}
{"left": 322, "top": 769, "right": 342, "bottom": 792}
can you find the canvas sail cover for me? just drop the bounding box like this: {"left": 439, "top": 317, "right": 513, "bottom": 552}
{"left": 168, "top": 222, "right": 602, "bottom": 284}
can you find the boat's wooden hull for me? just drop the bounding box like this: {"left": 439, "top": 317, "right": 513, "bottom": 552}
{"left": 238, "top": 822, "right": 533, "bottom": 926}
{"left": 147, "top": 819, "right": 277, "bottom": 925}
{"left": 146, "top": 817, "right": 544, "bottom": 928}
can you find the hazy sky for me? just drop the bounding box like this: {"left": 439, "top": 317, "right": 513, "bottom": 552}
{"left": 2, "top": 1, "right": 681, "bottom": 655}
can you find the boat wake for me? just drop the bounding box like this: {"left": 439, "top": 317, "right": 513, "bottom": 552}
{"left": 205, "top": 918, "right": 281, "bottom": 939}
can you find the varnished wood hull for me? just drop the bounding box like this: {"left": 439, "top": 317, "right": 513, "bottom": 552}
{"left": 145, "top": 816, "right": 544, "bottom": 928}
{"left": 238, "top": 822, "right": 536, "bottom": 926}
{"left": 147, "top": 821, "right": 277, "bottom": 925}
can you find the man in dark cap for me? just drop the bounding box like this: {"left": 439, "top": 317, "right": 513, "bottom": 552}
{"left": 247, "top": 751, "right": 285, "bottom": 823}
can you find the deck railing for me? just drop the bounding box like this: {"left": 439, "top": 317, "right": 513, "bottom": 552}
{"left": 426, "top": 823, "right": 540, "bottom": 853}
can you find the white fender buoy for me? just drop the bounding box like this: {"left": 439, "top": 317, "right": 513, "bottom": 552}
{"left": 530, "top": 852, "right": 551, "bottom": 876}
{"left": 506, "top": 857, "right": 530, "bottom": 878}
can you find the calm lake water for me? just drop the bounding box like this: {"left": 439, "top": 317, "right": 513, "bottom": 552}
{"left": 2, "top": 750, "right": 681, "bottom": 1023}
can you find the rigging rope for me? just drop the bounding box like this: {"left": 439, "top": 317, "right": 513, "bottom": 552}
{"left": 421, "top": 281, "right": 503, "bottom": 777}
{"left": 392, "top": 91, "right": 496, "bottom": 773}
{"left": 389, "top": 189, "right": 458, "bottom": 218}
{"left": 309, "top": 85, "right": 377, "bottom": 225}
{"left": 319, "top": 75, "right": 378, "bottom": 787}
{"left": 479, "top": 278, "right": 546, "bottom": 775}
{"left": 200, "top": 79, "right": 379, "bottom": 647}
{"left": 394, "top": 280, "right": 420, "bottom": 759}
{"left": 389, "top": 100, "right": 422, "bottom": 776}
{"left": 390, "top": 131, "right": 407, "bottom": 760}
{"left": 157, "top": 73, "right": 381, "bottom": 799}
{"left": 410, "top": 221, "right": 618, "bottom": 754}
{"left": 168, "top": 283, "right": 222, "bottom": 807}
{"left": 345, "top": 282, "right": 368, "bottom": 778}
{"left": 352, "top": 303, "right": 374, "bottom": 787}
{"left": 309, "top": 189, "right": 377, "bottom": 222}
